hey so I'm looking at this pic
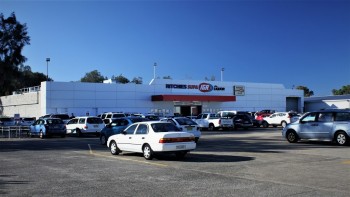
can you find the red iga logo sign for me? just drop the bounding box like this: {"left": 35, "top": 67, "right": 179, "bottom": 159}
{"left": 199, "top": 83, "right": 213, "bottom": 92}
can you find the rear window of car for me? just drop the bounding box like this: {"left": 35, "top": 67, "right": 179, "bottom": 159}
{"left": 23, "top": 118, "right": 35, "bottom": 121}
{"left": 176, "top": 118, "right": 197, "bottom": 125}
{"left": 112, "top": 114, "right": 126, "bottom": 118}
{"left": 52, "top": 114, "right": 70, "bottom": 119}
{"left": 87, "top": 118, "right": 103, "bottom": 124}
{"left": 47, "top": 119, "right": 64, "bottom": 124}
{"left": 0, "top": 118, "right": 13, "bottom": 121}
{"left": 335, "top": 112, "right": 350, "bottom": 121}
{"left": 151, "top": 123, "right": 180, "bottom": 132}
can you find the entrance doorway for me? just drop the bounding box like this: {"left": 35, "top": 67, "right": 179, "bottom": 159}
{"left": 175, "top": 106, "right": 202, "bottom": 116}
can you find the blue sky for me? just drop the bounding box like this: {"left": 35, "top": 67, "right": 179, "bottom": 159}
{"left": 2, "top": 0, "right": 350, "bottom": 96}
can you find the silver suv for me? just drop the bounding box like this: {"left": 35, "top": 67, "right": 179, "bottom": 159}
{"left": 282, "top": 109, "right": 350, "bottom": 145}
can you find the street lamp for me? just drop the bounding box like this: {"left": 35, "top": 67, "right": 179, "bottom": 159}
{"left": 153, "top": 62, "right": 157, "bottom": 79}
{"left": 46, "top": 58, "right": 50, "bottom": 81}
{"left": 221, "top": 67, "right": 224, "bottom": 81}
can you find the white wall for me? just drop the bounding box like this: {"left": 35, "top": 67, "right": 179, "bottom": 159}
{"left": 0, "top": 91, "right": 41, "bottom": 118}
{"left": 1, "top": 79, "right": 303, "bottom": 118}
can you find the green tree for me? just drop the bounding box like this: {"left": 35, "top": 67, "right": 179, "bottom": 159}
{"left": 295, "top": 85, "right": 314, "bottom": 97}
{"left": 0, "top": 12, "right": 30, "bottom": 96}
{"left": 332, "top": 85, "right": 350, "bottom": 95}
{"left": 113, "top": 74, "right": 130, "bottom": 84}
{"left": 131, "top": 77, "right": 143, "bottom": 84}
{"left": 80, "top": 70, "right": 106, "bottom": 83}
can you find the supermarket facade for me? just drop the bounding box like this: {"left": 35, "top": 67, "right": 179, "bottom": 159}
{"left": 0, "top": 78, "right": 304, "bottom": 118}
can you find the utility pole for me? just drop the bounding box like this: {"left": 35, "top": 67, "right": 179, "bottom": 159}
{"left": 153, "top": 62, "right": 157, "bottom": 79}
{"left": 221, "top": 67, "right": 224, "bottom": 81}
{"left": 46, "top": 58, "right": 50, "bottom": 81}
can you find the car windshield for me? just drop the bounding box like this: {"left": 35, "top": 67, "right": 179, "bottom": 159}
{"left": 130, "top": 118, "right": 148, "bottom": 123}
{"left": 0, "top": 118, "right": 13, "bottom": 121}
{"left": 52, "top": 114, "right": 70, "bottom": 119}
{"left": 151, "top": 123, "right": 181, "bottom": 132}
{"left": 23, "top": 118, "right": 35, "bottom": 121}
{"left": 47, "top": 119, "right": 64, "bottom": 124}
{"left": 175, "top": 118, "right": 197, "bottom": 125}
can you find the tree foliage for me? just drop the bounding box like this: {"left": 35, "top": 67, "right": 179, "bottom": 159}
{"left": 295, "top": 85, "right": 314, "bottom": 97}
{"left": 332, "top": 85, "right": 350, "bottom": 95}
{"left": 80, "top": 70, "right": 106, "bottom": 83}
{"left": 113, "top": 74, "right": 130, "bottom": 84}
{"left": 131, "top": 77, "right": 143, "bottom": 84}
{"left": 0, "top": 12, "right": 30, "bottom": 96}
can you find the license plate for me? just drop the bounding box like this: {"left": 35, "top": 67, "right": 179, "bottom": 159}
{"left": 186, "top": 127, "right": 193, "bottom": 131}
{"left": 176, "top": 145, "right": 185, "bottom": 149}
{"left": 93, "top": 125, "right": 98, "bottom": 128}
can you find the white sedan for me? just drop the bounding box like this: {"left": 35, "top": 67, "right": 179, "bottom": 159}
{"left": 107, "top": 121, "right": 196, "bottom": 160}
{"left": 160, "top": 117, "right": 201, "bottom": 143}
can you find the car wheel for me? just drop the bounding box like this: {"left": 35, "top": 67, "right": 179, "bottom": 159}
{"left": 262, "top": 121, "right": 269, "bottom": 128}
{"left": 39, "top": 131, "right": 44, "bottom": 139}
{"left": 208, "top": 124, "right": 215, "bottom": 131}
{"left": 175, "top": 151, "right": 187, "bottom": 160}
{"left": 110, "top": 141, "right": 119, "bottom": 155}
{"left": 76, "top": 128, "right": 82, "bottom": 137}
{"left": 335, "top": 132, "right": 348, "bottom": 146}
{"left": 281, "top": 121, "right": 287, "bottom": 128}
{"left": 100, "top": 135, "right": 107, "bottom": 145}
{"left": 286, "top": 131, "right": 298, "bottom": 143}
{"left": 143, "top": 144, "right": 153, "bottom": 160}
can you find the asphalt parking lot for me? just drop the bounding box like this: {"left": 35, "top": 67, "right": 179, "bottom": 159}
{"left": 0, "top": 128, "right": 349, "bottom": 197}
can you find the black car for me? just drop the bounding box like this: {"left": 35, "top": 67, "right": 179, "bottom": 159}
{"left": 232, "top": 114, "right": 253, "bottom": 130}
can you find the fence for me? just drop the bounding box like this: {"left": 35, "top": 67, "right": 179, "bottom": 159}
{"left": 0, "top": 126, "right": 31, "bottom": 138}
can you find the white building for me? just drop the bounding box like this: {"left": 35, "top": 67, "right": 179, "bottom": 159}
{"left": 304, "top": 95, "right": 350, "bottom": 111}
{"left": 0, "top": 79, "right": 304, "bottom": 118}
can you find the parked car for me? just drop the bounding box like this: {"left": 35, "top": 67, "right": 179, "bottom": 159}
{"left": 144, "top": 114, "right": 160, "bottom": 121}
{"left": 20, "top": 117, "right": 36, "bottom": 126}
{"left": 194, "top": 113, "right": 233, "bottom": 131}
{"left": 49, "top": 114, "right": 71, "bottom": 124}
{"left": 255, "top": 114, "right": 269, "bottom": 127}
{"left": 107, "top": 121, "right": 196, "bottom": 160}
{"left": 0, "top": 117, "right": 16, "bottom": 126}
{"left": 65, "top": 116, "right": 104, "bottom": 136}
{"left": 232, "top": 114, "right": 253, "bottom": 130}
{"left": 104, "top": 112, "right": 126, "bottom": 119}
{"left": 282, "top": 109, "right": 350, "bottom": 145}
{"left": 255, "top": 109, "right": 276, "bottom": 116}
{"left": 100, "top": 117, "right": 149, "bottom": 145}
{"left": 160, "top": 117, "right": 201, "bottom": 142}
{"left": 29, "top": 118, "right": 66, "bottom": 138}
{"left": 262, "top": 112, "right": 298, "bottom": 128}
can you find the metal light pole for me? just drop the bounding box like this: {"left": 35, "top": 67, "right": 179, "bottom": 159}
{"left": 221, "top": 67, "right": 224, "bottom": 81}
{"left": 46, "top": 58, "right": 50, "bottom": 81}
{"left": 153, "top": 62, "right": 157, "bottom": 79}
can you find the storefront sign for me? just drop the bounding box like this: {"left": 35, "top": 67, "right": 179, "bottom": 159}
{"left": 166, "top": 83, "right": 225, "bottom": 92}
{"left": 234, "top": 85, "right": 245, "bottom": 96}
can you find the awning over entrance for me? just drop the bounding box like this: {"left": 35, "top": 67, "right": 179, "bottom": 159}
{"left": 151, "top": 95, "right": 236, "bottom": 102}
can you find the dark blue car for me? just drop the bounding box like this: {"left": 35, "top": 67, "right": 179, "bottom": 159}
{"left": 99, "top": 117, "right": 149, "bottom": 145}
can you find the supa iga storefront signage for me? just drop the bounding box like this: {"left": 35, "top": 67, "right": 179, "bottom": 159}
{"left": 166, "top": 83, "right": 225, "bottom": 92}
